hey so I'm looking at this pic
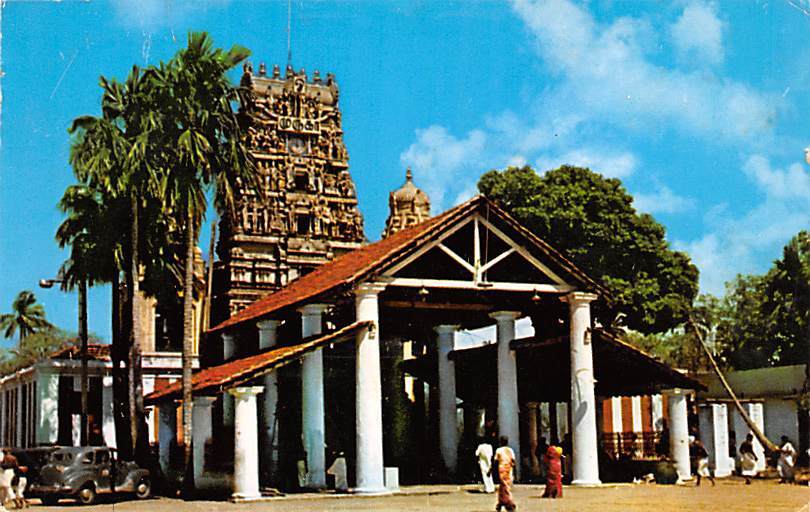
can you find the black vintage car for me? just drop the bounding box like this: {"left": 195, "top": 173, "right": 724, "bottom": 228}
{"left": 27, "top": 447, "right": 151, "bottom": 506}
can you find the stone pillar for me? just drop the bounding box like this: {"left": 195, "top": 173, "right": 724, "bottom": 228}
{"left": 354, "top": 283, "right": 387, "bottom": 493}
{"left": 192, "top": 396, "right": 216, "bottom": 484}
{"left": 257, "top": 319, "right": 280, "bottom": 484}
{"left": 158, "top": 401, "right": 178, "bottom": 474}
{"left": 299, "top": 303, "right": 329, "bottom": 489}
{"left": 489, "top": 311, "right": 521, "bottom": 480}
{"left": 527, "top": 403, "right": 541, "bottom": 478}
{"left": 651, "top": 394, "right": 664, "bottom": 432}
{"left": 230, "top": 386, "right": 264, "bottom": 501}
{"left": 435, "top": 324, "right": 459, "bottom": 475}
{"left": 566, "top": 291, "right": 600, "bottom": 485}
{"left": 102, "top": 376, "right": 116, "bottom": 448}
{"left": 539, "top": 402, "right": 551, "bottom": 441}
{"left": 222, "top": 333, "right": 236, "bottom": 428}
{"left": 36, "top": 371, "right": 59, "bottom": 445}
{"left": 746, "top": 403, "right": 766, "bottom": 473}
{"left": 665, "top": 389, "right": 691, "bottom": 480}
{"left": 699, "top": 402, "right": 732, "bottom": 477}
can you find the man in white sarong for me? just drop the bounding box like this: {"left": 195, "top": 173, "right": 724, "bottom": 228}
{"left": 475, "top": 437, "right": 495, "bottom": 494}
{"left": 777, "top": 435, "right": 796, "bottom": 483}
{"left": 0, "top": 451, "right": 14, "bottom": 512}
{"left": 738, "top": 433, "right": 758, "bottom": 485}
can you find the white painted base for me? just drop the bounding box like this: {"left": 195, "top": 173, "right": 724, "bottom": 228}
{"left": 571, "top": 479, "right": 603, "bottom": 486}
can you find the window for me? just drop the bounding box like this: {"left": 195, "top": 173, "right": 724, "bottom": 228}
{"left": 296, "top": 214, "right": 312, "bottom": 235}
{"left": 294, "top": 171, "right": 309, "bottom": 190}
{"left": 82, "top": 452, "right": 93, "bottom": 465}
{"left": 95, "top": 450, "right": 110, "bottom": 464}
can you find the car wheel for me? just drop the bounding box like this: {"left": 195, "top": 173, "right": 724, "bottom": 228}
{"left": 40, "top": 496, "right": 60, "bottom": 506}
{"left": 77, "top": 484, "right": 97, "bottom": 506}
{"left": 135, "top": 476, "right": 152, "bottom": 499}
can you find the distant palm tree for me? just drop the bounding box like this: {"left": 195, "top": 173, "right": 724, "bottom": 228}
{"left": 0, "top": 290, "right": 53, "bottom": 343}
{"left": 149, "top": 32, "right": 257, "bottom": 486}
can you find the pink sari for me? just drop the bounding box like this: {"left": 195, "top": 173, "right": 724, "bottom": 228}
{"left": 495, "top": 446, "right": 516, "bottom": 511}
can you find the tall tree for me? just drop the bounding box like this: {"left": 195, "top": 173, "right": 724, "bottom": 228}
{"left": 0, "top": 291, "right": 53, "bottom": 343}
{"left": 148, "top": 32, "right": 257, "bottom": 487}
{"left": 479, "top": 165, "right": 699, "bottom": 334}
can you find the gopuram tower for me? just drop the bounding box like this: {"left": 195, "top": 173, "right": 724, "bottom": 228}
{"left": 214, "top": 63, "right": 365, "bottom": 321}
{"left": 382, "top": 168, "right": 431, "bottom": 238}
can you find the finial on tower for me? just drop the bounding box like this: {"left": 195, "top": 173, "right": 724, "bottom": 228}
{"left": 258, "top": 62, "right": 267, "bottom": 76}
{"left": 272, "top": 64, "right": 281, "bottom": 78}
{"left": 406, "top": 167, "right": 413, "bottom": 181}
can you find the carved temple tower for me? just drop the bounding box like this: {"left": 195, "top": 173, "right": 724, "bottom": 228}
{"left": 382, "top": 168, "right": 431, "bottom": 238}
{"left": 214, "top": 63, "right": 365, "bottom": 321}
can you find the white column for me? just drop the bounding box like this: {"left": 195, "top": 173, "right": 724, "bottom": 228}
{"left": 699, "top": 402, "right": 732, "bottom": 477}
{"left": 490, "top": 311, "right": 521, "bottom": 480}
{"left": 222, "top": 333, "right": 236, "bottom": 428}
{"left": 230, "top": 386, "right": 264, "bottom": 501}
{"left": 299, "top": 303, "right": 329, "bottom": 489}
{"left": 651, "top": 394, "right": 664, "bottom": 432}
{"left": 192, "top": 396, "right": 216, "bottom": 484}
{"left": 36, "top": 371, "right": 59, "bottom": 445}
{"left": 566, "top": 291, "right": 600, "bottom": 485}
{"left": 102, "top": 376, "right": 116, "bottom": 448}
{"left": 665, "top": 389, "right": 691, "bottom": 480}
{"left": 354, "top": 283, "right": 387, "bottom": 494}
{"left": 539, "top": 402, "right": 551, "bottom": 440}
{"left": 746, "top": 403, "right": 766, "bottom": 473}
{"left": 158, "top": 401, "right": 178, "bottom": 474}
{"left": 257, "top": 319, "right": 280, "bottom": 483}
{"left": 527, "top": 403, "right": 541, "bottom": 477}
{"left": 435, "top": 324, "right": 459, "bottom": 474}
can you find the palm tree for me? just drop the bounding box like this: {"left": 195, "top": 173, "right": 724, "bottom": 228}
{"left": 0, "top": 291, "right": 53, "bottom": 342}
{"left": 149, "top": 32, "right": 257, "bottom": 488}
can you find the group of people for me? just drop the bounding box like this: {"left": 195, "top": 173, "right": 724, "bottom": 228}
{"left": 0, "top": 450, "right": 27, "bottom": 510}
{"left": 475, "top": 435, "right": 565, "bottom": 511}
{"left": 691, "top": 433, "right": 799, "bottom": 486}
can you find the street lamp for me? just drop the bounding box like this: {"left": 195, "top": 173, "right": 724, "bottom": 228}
{"left": 40, "top": 276, "right": 89, "bottom": 446}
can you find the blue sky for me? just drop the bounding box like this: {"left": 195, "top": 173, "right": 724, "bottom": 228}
{"left": 1, "top": 0, "right": 809, "bottom": 345}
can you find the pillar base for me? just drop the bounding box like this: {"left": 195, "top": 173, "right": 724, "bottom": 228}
{"left": 352, "top": 486, "right": 391, "bottom": 495}
{"left": 230, "top": 493, "right": 263, "bottom": 502}
{"left": 571, "top": 479, "right": 602, "bottom": 486}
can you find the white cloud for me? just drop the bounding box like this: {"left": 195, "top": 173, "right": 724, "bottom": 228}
{"left": 511, "top": 0, "right": 776, "bottom": 142}
{"left": 670, "top": 1, "right": 725, "bottom": 66}
{"left": 399, "top": 125, "right": 487, "bottom": 209}
{"left": 633, "top": 184, "right": 696, "bottom": 214}
{"left": 677, "top": 155, "right": 810, "bottom": 295}
{"left": 111, "top": 0, "right": 231, "bottom": 30}
{"left": 536, "top": 149, "right": 638, "bottom": 179}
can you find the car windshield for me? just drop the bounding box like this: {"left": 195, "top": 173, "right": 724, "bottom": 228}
{"left": 51, "top": 450, "right": 74, "bottom": 463}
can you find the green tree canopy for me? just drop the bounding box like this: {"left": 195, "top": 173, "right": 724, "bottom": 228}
{"left": 0, "top": 290, "right": 53, "bottom": 342}
{"left": 717, "top": 231, "right": 809, "bottom": 369}
{"left": 478, "top": 165, "right": 699, "bottom": 334}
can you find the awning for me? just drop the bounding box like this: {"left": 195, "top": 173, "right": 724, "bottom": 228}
{"left": 145, "top": 321, "right": 370, "bottom": 404}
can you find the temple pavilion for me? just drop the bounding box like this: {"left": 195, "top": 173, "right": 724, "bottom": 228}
{"left": 146, "top": 190, "right": 703, "bottom": 499}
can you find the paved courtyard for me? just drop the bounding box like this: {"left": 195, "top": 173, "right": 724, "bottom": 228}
{"left": 31, "top": 479, "right": 809, "bottom": 512}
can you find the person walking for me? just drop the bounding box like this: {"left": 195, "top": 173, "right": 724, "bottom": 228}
{"left": 691, "top": 438, "right": 715, "bottom": 487}
{"left": 541, "top": 445, "right": 563, "bottom": 498}
{"left": 0, "top": 451, "right": 16, "bottom": 511}
{"left": 494, "top": 436, "right": 517, "bottom": 512}
{"left": 475, "top": 437, "right": 495, "bottom": 494}
{"left": 777, "top": 435, "right": 796, "bottom": 484}
{"left": 738, "top": 433, "right": 758, "bottom": 485}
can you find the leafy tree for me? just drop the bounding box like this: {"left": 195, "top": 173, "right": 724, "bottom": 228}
{"left": 479, "top": 165, "right": 699, "bottom": 333}
{"left": 0, "top": 291, "right": 53, "bottom": 342}
{"left": 147, "top": 32, "right": 257, "bottom": 485}
{"left": 0, "top": 328, "right": 103, "bottom": 376}
{"left": 717, "top": 231, "right": 809, "bottom": 369}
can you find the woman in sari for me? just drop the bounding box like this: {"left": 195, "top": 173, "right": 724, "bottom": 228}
{"left": 494, "top": 436, "right": 517, "bottom": 511}
{"left": 542, "top": 445, "right": 563, "bottom": 498}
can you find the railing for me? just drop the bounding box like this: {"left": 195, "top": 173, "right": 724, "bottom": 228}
{"left": 602, "top": 432, "right": 665, "bottom": 460}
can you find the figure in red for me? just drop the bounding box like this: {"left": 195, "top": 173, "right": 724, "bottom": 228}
{"left": 542, "top": 445, "right": 563, "bottom": 498}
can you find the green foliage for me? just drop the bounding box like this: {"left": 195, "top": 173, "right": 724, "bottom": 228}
{"left": 716, "top": 231, "right": 809, "bottom": 369}
{"left": 0, "top": 328, "right": 76, "bottom": 375}
{"left": 0, "top": 291, "right": 53, "bottom": 342}
{"left": 478, "top": 165, "right": 699, "bottom": 334}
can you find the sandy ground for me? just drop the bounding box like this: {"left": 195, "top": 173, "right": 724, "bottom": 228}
{"left": 27, "top": 479, "right": 810, "bottom": 512}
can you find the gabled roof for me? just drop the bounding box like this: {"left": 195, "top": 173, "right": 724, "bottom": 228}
{"left": 210, "top": 195, "right": 606, "bottom": 334}
{"left": 145, "top": 321, "right": 369, "bottom": 403}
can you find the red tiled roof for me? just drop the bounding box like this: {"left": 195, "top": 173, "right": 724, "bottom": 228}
{"left": 209, "top": 195, "right": 604, "bottom": 334}
{"left": 51, "top": 343, "right": 111, "bottom": 361}
{"left": 208, "top": 198, "right": 479, "bottom": 333}
{"left": 145, "top": 321, "right": 370, "bottom": 403}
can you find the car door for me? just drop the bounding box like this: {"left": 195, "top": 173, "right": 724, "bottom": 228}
{"left": 93, "top": 449, "right": 112, "bottom": 492}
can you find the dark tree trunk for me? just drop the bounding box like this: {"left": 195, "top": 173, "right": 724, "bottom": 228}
{"left": 79, "top": 278, "right": 89, "bottom": 446}
{"left": 113, "top": 271, "right": 132, "bottom": 458}
{"left": 126, "top": 194, "right": 147, "bottom": 462}
{"left": 182, "top": 211, "right": 196, "bottom": 493}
